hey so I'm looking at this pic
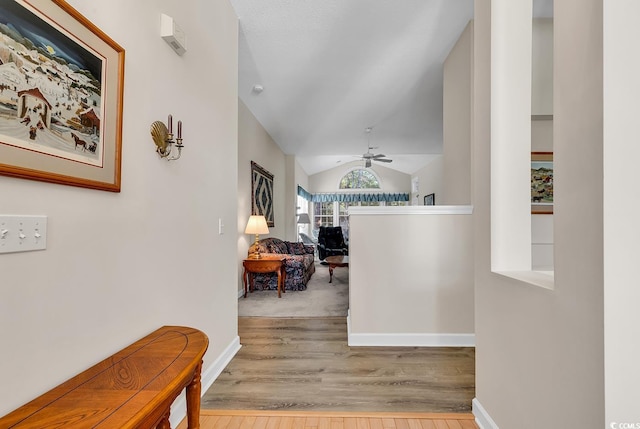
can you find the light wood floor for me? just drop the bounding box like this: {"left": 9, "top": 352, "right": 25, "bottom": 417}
{"left": 201, "top": 318, "right": 475, "bottom": 413}
{"left": 176, "top": 410, "right": 479, "bottom": 429}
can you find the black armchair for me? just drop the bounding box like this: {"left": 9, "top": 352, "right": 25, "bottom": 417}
{"left": 317, "top": 226, "right": 349, "bottom": 261}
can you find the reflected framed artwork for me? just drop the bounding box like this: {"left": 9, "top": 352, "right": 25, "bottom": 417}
{"left": 531, "top": 152, "right": 553, "bottom": 214}
{"left": 0, "top": 0, "right": 125, "bottom": 191}
{"left": 424, "top": 193, "right": 435, "bottom": 206}
{"left": 251, "top": 161, "right": 274, "bottom": 227}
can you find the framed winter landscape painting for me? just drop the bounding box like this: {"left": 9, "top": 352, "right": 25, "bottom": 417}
{"left": 531, "top": 152, "right": 553, "bottom": 214}
{"left": 0, "top": 0, "right": 124, "bottom": 192}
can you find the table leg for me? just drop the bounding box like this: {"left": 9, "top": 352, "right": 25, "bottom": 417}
{"left": 249, "top": 273, "right": 255, "bottom": 294}
{"left": 281, "top": 266, "right": 286, "bottom": 295}
{"left": 329, "top": 265, "right": 334, "bottom": 283}
{"left": 276, "top": 269, "right": 282, "bottom": 298}
{"left": 157, "top": 410, "right": 171, "bottom": 429}
{"left": 243, "top": 268, "right": 248, "bottom": 298}
{"left": 186, "top": 360, "right": 203, "bottom": 429}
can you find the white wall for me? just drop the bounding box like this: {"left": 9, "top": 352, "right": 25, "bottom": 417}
{"left": 348, "top": 206, "right": 474, "bottom": 346}
{"left": 603, "top": 0, "right": 640, "bottom": 423}
{"left": 490, "top": 0, "right": 533, "bottom": 274}
{"left": 294, "top": 158, "right": 312, "bottom": 235}
{"left": 443, "top": 21, "right": 473, "bottom": 205}
{"left": 411, "top": 156, "right": 443, "bottom": 205}
{"left": 532, "top": 117, "right": 553, "bottom": 151}
{"left": 309, "top": 161, "right": 411, "bottom": 194}
{"left": 295, "top": 158, "right": 310, "bottom": 195}
{"left": 531, "top": 214, "right": 553, "bottom": 270}
{"left": 237, "top": 100, "right": 288, "bottom": 289}
{"left": 532, "top": 18, "right": 554, "bottom": 116}
{"left": 0, "top": 0, "right": 239, "bottom": 420}
{"left": 284, "top": 155, "right": 298, "bottom": 241}
{"left": 473, "top": 0, "right": 605, "bottom": 428}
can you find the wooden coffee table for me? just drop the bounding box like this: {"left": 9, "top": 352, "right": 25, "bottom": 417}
{"left": 325, "top": 255, "right": 349, "bottom": 283}
{"left": 243, "top": 255, "right": 286, "bottom": 298}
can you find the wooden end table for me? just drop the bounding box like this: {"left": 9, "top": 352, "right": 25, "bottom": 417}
{"left": 243, "top": 255, "right": 286, "bottom": 298}
{"left": 324, "top": 255, "right": 349, "bottom": 283}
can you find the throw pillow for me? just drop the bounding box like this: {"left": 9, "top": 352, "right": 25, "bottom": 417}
{"left": 269, "top": 239, "right": 289, "bottom": 255}
{"left": 287, "top": 242, "right": 307, "bottom": 255}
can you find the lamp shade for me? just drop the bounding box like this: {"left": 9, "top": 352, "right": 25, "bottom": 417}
{"left": 297, "top": 213, "right": 311, "bottom": 224}
{"left": 245, "top": 215, "right": 269, "bottom": 235}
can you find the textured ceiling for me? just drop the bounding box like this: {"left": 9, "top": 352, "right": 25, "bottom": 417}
{"left": 230, "top": 0, "right": 551, "bottom": 175}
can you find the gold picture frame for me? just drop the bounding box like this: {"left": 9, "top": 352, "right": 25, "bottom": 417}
{"left": 0, "top": 0, "right": 125, "bottom": 192}
{"left": 531, "top": 152, "right": 553, "bottom": 214}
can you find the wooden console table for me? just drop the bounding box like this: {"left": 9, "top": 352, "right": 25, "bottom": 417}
{"left": 243, "top": 255, "right": 286, "bottom": 298}
{"left": 0, "top": 326, "right": 209, "bottom": 429}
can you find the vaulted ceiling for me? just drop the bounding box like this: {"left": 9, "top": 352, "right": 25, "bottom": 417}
{"left": 230, "top": 0, "right": 552, "bottom": 175}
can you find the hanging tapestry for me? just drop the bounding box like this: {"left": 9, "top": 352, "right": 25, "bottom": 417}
{"left": 251, "top": 161, "right": 274, "bottom": 227}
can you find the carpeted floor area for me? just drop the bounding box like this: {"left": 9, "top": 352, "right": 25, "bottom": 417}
{"left": 238, "top": 261, "right": 349, "bottom": 317}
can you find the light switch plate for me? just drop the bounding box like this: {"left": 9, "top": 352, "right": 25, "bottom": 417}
{"left": 0, "top": 215, "right": 47, "bottom": 254}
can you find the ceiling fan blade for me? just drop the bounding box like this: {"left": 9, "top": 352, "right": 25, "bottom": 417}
{"left": 372, "top": 154, "right": 386, "bottom": 159}
{"left": 374, "top": 158, "right": 392, "bottom": 163}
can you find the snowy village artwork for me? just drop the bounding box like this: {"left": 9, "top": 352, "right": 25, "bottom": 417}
{"left": 531, "top": 152, "right": 553, "bottom": 214}
{"left": 0, "top": 1, "right": 104, "bottom": 167}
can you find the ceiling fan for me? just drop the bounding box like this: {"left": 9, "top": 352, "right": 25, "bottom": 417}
{"left": 360, "top": 127, "right": 393, "bottom": 168}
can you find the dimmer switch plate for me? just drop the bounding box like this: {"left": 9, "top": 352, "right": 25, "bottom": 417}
{"left": 0, "top": 215, "right": 47, "bottom": 254}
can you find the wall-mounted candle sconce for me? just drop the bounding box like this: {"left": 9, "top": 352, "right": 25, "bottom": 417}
{"left": 150, "top": 114, "right": 183, "bottom": 161}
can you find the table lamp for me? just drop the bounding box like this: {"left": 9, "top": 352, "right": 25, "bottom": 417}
{"left": 297, "top": 213, "right": 311, "bottom": 224}
{"left": 245, "top": 215, "right": 269, "bottom": 259}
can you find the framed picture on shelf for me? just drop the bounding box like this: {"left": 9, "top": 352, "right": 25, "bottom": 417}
{"left": 0, "top": 0, "right": 125, "bottom": 192}
{"left": 531, "top": 152, "right": 553, "bottom": 214}
{"left": 251, "top": 161, "right": 274, "bottom": 227}
{"left": 424, "top": 193, "right": 435, "bottom": 206}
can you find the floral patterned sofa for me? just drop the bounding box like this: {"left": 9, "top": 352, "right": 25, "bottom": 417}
{"left": 248, "top": 237, "right": 315, "bottom": 291}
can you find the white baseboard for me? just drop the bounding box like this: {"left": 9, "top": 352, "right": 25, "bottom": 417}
{"left": 346, "top": 310, "right": 474, "bottom": 347}
{"left": 347, "top": 332, "right": 475, "bottom": 347}
{"left": 473, "top": 398, "right": 499, "bottom": 429}
{"left": 169, "top": 335, "right": 242, "bottom": 427}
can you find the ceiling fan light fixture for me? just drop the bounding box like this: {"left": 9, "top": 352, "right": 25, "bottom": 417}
{"left": 359, "top": 126, "right": 392, "bottom": 167}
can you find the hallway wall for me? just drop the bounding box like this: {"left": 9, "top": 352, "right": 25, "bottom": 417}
{"left": 473, "top": 0, "right": 605, "bottom": 427}
{"left": 0, "top": 1, "right": 239, "bottom": 420}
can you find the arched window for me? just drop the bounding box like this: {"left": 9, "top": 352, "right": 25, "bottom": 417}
{"left": 339, "top": 169, "right": 380, "bottom": 189}
{"left": 312, "top": 168, "right": 406, "bottom": 239}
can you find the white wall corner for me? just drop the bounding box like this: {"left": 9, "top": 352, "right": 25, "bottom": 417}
{"left": 473, "top": 398, "right": 500, "bottom": 429}
{"left": 169, "top": 335, "right": 241, "bottom": 427}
